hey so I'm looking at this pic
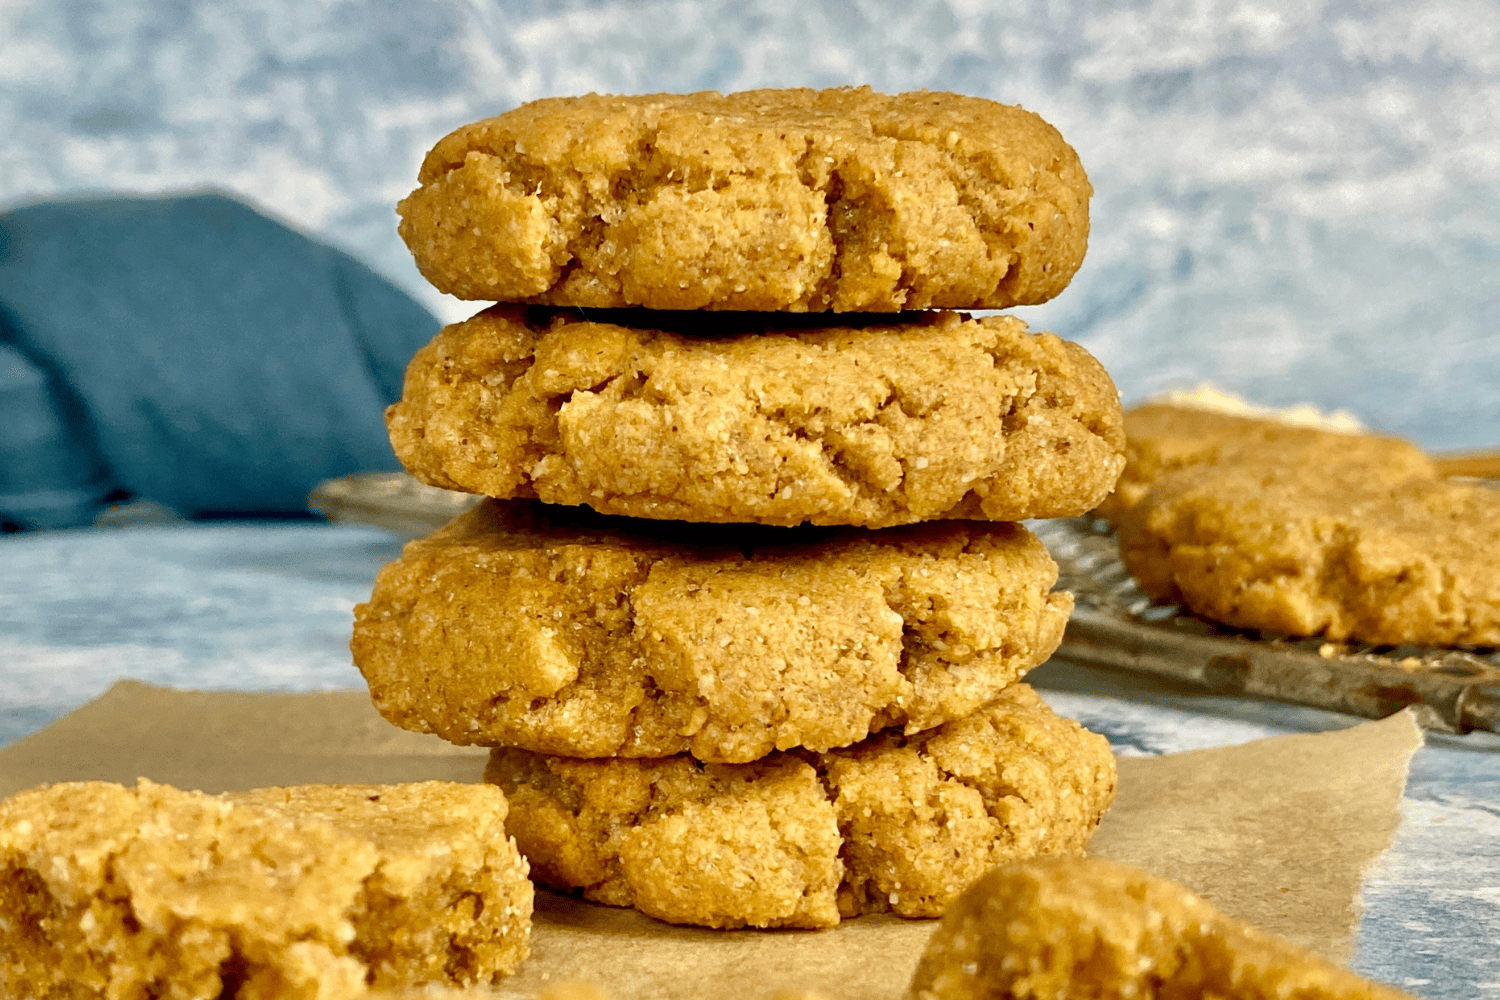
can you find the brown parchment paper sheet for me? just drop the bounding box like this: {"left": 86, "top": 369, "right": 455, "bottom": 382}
{"left": 0, "top": 680, "right": 1421, "bottom": 1000}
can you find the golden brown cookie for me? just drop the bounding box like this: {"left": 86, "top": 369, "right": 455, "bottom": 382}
{"left": 907, "top": 856, "right": 1413, "bottom": 1000}
{"left": 0, "top": 779, "right": 532, "bottom": 1000}
{"left": 1093, "top": 402, "right": 1434, "bottom": 522}
{"left": 387, "top": 306, "right": 1125, "bottom": 528}
{"left": 485, "top": 684, "right": 1115, "bottom": 930}
{"left": 354, "top": 499, "right": 1073, "bottom": 763}
{"left": 1118, "top": 460, "right": 1500, "bottom": 645}
{"left": 397, "top": 87, "right": 1090, "bottom": 312}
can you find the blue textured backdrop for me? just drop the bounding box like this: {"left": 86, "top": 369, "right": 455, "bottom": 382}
{"left": 3, "top": 0, "right": 1497, "bottom": 448}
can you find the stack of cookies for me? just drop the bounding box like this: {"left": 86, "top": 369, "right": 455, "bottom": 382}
{"left": 353, "top": 87, "right": 1125, "bottom": 930}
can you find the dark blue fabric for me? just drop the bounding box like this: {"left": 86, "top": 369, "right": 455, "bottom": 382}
{"left": 0, "top": 338, "right": 118, "bottom": 530}
{"left": 0, "top": 192, "right": 439, "bottom": 529}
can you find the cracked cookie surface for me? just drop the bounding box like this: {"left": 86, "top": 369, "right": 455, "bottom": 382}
{"left": 908, "top": 856, "right": 1413, "bottom": 1000}
{"left": 1119, "top": 460, "right": 1500, "bottom": 645}
{"left": 397, "top": 87, "right": 1090, "bottom": 312}
{"left": 1094, "top": 403, "right": 1435, "bottom": 522}
{"left": 387, "top": 306, "right": 1125, "bottom": 528}
{"left": 485, "top": 684, "right": 1115, "bottom": 929}
{"left": 0, "top": 779, "right": 532, "bottom": 1000}
{"left": 353, "top": 499, "right": 1073, "bottom": 762}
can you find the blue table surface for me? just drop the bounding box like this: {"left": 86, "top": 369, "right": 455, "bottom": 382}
{"left": 1, "top": 519, "right": 1496, "bottom": 998}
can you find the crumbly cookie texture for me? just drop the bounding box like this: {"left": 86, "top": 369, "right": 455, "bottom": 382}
{"left": 485, "top": 684, "right": 1115, "bottom": 930}
{"left": 354, "top": 499, "right": 1072, "bottom": 763}
{"left": 1093, "top": 403, "right": 1434, "bottom": 522}
{"left": 0, "top": 780, "right": 532, "bottom": 1000}
{"left": 1118, "top": 461, "right": 1500, "bottom": 645}
{"left": 907, "top": 856, "right": 1413, "bottom": 1000}
{"left": 387, "top": 306, "right": 1125, "bottom": 528}
{"left": 397, "top": 87, "right": 1090, "bottom": 312}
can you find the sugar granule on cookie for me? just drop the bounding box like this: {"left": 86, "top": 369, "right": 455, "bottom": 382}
{"left": 907, "top": 856, "right": 1413, "bottom": 1000}
{"left": 0, "top": 779, "right": 532, "bottom": 1000}
{"left": 1118, "top": 460, "right": 1500, "bottom": 646}
{"left": 387, "top": 306, "right": 1125, "bottom": 529}
{"left": 1093, "top": 401, "right": 1434, "bottom": 522}
{"left": 397, "top": 87, "right": 1090, "bottom": 312}
{"left": 354, "top": 499, "right": 1073, "bottom": 762}
{"left": 485, "top": 684, "right": 1115, "bottom": 930}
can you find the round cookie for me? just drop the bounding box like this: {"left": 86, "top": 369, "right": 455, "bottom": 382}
{"left": 485, "top": 684, "right": 1116, "bottom": 930}
{"left": 397, "top": 87, "right": 1090, "bottom": 312}
{"left": 387, "top": 306, "right": 1126, "bottom": 528}
{"left": 1118, "top": 461, "right": 1500, "bottom": 646}
{"left": 353, "top": 499, "right": 1073, "bottom": 763}
{"left": 1094, "top": 402, "right": 1435, "bottom": 522}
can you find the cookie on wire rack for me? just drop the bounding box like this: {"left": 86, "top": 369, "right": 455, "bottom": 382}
{"left": 1118, "top": 459, "right": 1500, "bottom": 647}
{"left": 1093, "top": 400, "right": 1434, "bottom": 522}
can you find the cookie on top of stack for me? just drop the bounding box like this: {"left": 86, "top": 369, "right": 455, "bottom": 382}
{"left": 353, "top": 87, "right": 1125, "bottom": 930}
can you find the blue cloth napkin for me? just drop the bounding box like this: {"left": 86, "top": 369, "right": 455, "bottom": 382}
{"left": 0, "top": 192, "right": 440, "bottom": 530}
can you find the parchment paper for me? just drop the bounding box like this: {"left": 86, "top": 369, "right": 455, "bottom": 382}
{"left": 0, "top": 681, "right": 1422, "bottom": 1000}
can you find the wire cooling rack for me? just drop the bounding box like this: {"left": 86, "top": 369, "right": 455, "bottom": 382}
{"left": 309, "top": 471, "right": 483, "bottom": 538}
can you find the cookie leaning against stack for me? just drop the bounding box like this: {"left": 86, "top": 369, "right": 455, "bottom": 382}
{"left": 354, "top": 86, "right": 1127, "bottom": 929}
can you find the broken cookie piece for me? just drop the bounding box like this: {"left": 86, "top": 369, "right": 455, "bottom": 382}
{"left": 0, "top": 779, "right": 532, "bottom": 1000}
{"left": 907, "top": 856, "right": 1413, "bottom": 1000}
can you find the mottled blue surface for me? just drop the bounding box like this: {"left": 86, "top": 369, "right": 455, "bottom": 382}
{"left": 2, "top": 0, "right": 1498, "bottom": 448}
{"left": 0, "top": 522, "right": 402, "bottom": 748}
